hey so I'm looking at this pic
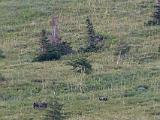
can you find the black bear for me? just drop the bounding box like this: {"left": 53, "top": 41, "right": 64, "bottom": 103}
{"left": 33, "top": 102, "right": 47, "bottom": 109}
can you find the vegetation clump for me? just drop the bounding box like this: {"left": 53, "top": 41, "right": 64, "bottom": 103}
{"left": 158, "top": 44, "right": 160, "bottom": 52}
{"left": 114, "top": 42, "right": 130, "bottom": 64}
{"left": 34, "top": 29, "right": 61, "bottom": 61}
{"left": 80, "top": 16, "right": 104, "bottom": 53}
{"left": 0, "top": 73, "right": 5, "bottom": 82}
{"left": 0, "top": 49, "right": 5, "bottom": 59}
{"left": 136, "top": 52, "right": 160, "bottom": 64}
{"left": 146, "top": 1, "right": 160, "bottom": 25}
{"left": 67, "top": 57, "right": 92, "bottom": 74}
{"left": 34, "top": 17, "right": 73, "bottom": 62}
{"left": 45, "top": 98, "right": 64, "bottom": 120}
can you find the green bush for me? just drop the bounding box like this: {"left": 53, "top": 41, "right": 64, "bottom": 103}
{"left": 0, "top": 73, "right": 5, "bottom": 82}
{"left": 79, "top": 45, "right": 101, "bottom": 53}
{"left": 67, "top": 57, "right": 92, "bottom": 74}
{"left": 114, "top": 42, "right": 130, "bottom": 56}
{"left": 0, "top": 49, "right": 5, "bottom": 59}
{"left": 45, "top": 98, "right": 64, "bottom": 120}
{"left": 145, "top": 19, "right": 160, "bottom": 26}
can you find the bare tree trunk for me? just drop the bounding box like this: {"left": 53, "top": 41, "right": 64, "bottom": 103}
{"left": 49, "top": 16, "right": 61, "bottom": 45}
{"left": 117, "top": 51, "right": 122, "bottom": 65}
{"left": 156, "top": 0, "right": 160, "bottom": 6}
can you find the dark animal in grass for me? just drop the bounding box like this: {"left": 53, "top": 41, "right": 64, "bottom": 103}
{"left": 33, "top": 102, "right": 47, "bottom": 109}
{"left": 98, "top": 96, "right": 108, "bottom": 101}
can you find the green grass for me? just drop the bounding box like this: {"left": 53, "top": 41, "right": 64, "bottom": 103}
{"left": 0, "top": 0, "right": 160, "bottom": 119}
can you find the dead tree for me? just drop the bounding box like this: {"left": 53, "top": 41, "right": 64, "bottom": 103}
{"left": 114, "top": 42, "right": 130, "bottom": 65}
{"left": 49, "top": 16, "right": 61, "bottom": 45}
{"left": 155, "top": 0, "right": 160, "bottom": 5}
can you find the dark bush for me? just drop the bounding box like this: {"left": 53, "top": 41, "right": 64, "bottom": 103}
{"left": 67, "top": 57, "right": 92, "bottom": 74}
{"left": 158, "top": 45, "right": 160, "bottom": 52}
{"left": 0, "top": 49, "right": 5, "bottom": 59}
{"left": 54, "top": 42, "right": 73, "bottom": 56}
{"left": 114, "top": 42, "right": 130, "bottom": 64}
{"left": 45, "top": 98, "right": 64, "bottom": 120}
{"left": 145, "top": 20, "right": 160, "bottom": 26}
{"left": 145, "top": 2, "right": 160, "bottom": 26}
{"left": 0, "top": 73, "right": 5, "bottom": 82}
{"left": 79, "top": 16, "right": 104, "bottom": 53}
{"left": 114, "top": 42, "right": 130, "bottom": 56}
{"left": 80, "top": 45, "right": 101, "bottom": 53}
{"left": 34, "top": 48, "right": 61, "bottom": 62}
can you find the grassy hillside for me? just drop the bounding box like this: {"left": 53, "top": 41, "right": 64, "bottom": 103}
{"left": 0, "top": 0, "right": 160, "bottom": 119}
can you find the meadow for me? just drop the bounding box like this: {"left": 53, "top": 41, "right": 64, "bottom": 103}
{"left": 0, "top": 0, "right": 160, "bottom": 119}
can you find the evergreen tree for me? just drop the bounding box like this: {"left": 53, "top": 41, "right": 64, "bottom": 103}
{"left": 45, "top": 98, "right": 64, "bottom": 120}
{"left": 146, "top": 0, "right": 160, "bottom": 25}
{"left": 34, "top": 17, "right": 73, "bottom": 62}
{"left": 79, "top": 16, "right": 104, "bottom": 53}
{"left": 153, "top": 0, "right": 160, "bottom": 24}
{"left": 86, "top": 16, "right": 96, "bottom": 47}
{"left": 34, "top": 29, "right": 61, "bottom": 62}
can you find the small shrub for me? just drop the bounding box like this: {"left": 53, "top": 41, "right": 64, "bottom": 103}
{"left": 67, "top": 57, "right": 92, "bottom": 74}
{"left": 81, "top": 45, "right": 101, "bottom": 53}
{"left": 158, "top": 45, "right": 160, "bottom": 52}
{"left": 135, "top": 52, "right": 160, "bottom": 64}
{"left": 114, "top": 42, "right": 130, "bottom": 56}
{"left": 45, "top": 98, "right": 64, "bottom": 120}
{"left": 0, "top": 73, "right": 5, "bottom": 82}
{"left": 0, "top": 49, "right": 5, "bottom": 59}
{"left": 114, "top": 42, "right": 130, "bottom": 64}
{"left": 145, "top": 20, "right": 160, "bottom": 26}
{"left": 121, "top": 90, "right": 136, "bottom": 97}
